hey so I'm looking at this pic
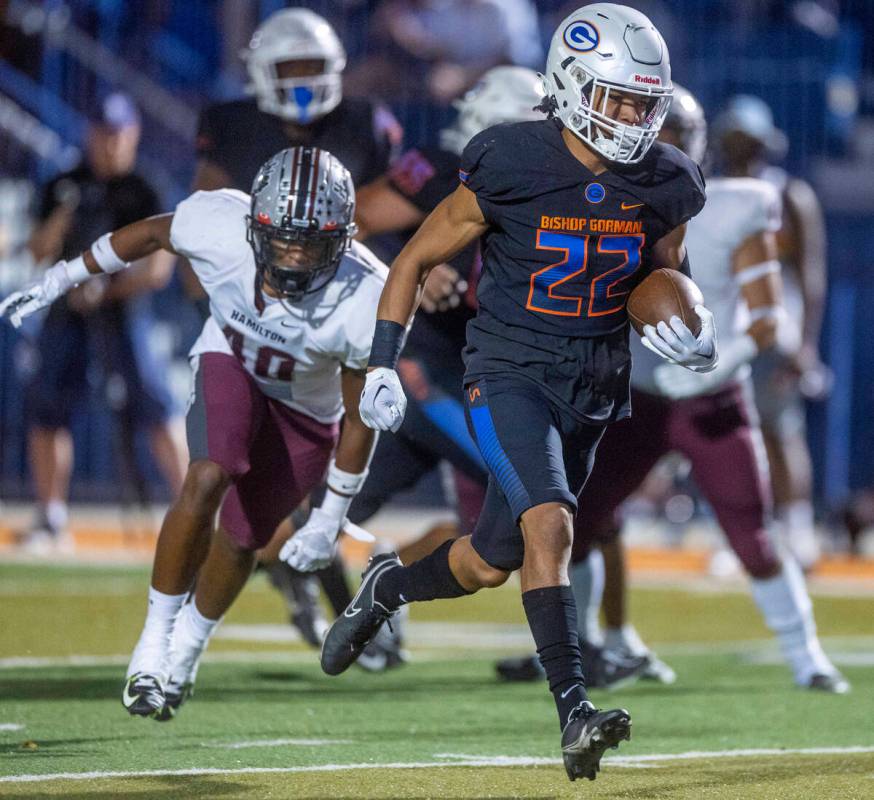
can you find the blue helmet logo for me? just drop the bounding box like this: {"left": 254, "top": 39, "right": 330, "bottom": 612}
{"left": 563, "top": 21, "right": 599, "bottom": 53}
{"left": 585, "top": 182, "right": 606, "bottom": 204}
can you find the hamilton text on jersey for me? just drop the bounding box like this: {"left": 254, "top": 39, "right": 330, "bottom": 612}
{"left": 229, "top": 308, "right": 287, "bottom": 344}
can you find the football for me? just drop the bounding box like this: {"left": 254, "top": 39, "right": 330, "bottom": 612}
{"left": 627, "top": 268, "right": 704, "bottom": 338}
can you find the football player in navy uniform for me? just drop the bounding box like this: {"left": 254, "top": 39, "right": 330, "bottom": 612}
{"left": 190, "top": 7, "right": 402, "bottom": 651}
{"left": 193, "top": 8, "right": 401, "bottom": 194}
{"left": 315, "top": 4, "right": 717, "bottom": 782}
{"left": 330, "top": 66, "right": 650, "bottom": 690}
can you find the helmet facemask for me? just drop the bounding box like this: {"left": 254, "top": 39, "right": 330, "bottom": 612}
{"left": 247, "top": 218, "right": 354, "bottom": 302}
{"left": 243, "top": 9, "right": 346, "bottom": 124}
{"left": 257, "top": 59, "right": 342, "bottom": 123}
{"left": 563, "top": 63, "right": 672, "bottom": 164}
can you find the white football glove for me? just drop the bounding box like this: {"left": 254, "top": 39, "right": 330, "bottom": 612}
{"left": 642, "top": 304, "right": 718, "bottom": 373}
{"left": 0, "top": 260, "right": 79, "bottom": 328}
{"left": 359, "top": 367, "right": 407, "bottom": 433}
{"left": 279, "top": 508, "right": 341, "bottom": 572}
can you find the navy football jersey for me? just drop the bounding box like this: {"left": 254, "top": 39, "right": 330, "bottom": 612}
{"left": 386, "top": 146, "right": 480, "bottom": 378}
{"left": 460, "top": 118, "right": 705, "bottom": 421}
{"left": 196, "top": 97, "right": 402, "bottom": 191}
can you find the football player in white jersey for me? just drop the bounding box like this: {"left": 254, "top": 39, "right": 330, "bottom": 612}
{"left": 0, "top": 146, "right": 388, "bottom": 719}
{"left": 565, "top": 86, "right": 849, "bottom": 693}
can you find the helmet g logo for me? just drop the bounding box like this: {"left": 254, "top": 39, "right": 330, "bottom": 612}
{"left": 563, "top": 21, "right": 599, "bottom": 52}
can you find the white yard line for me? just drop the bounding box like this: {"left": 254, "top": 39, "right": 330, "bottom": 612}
{"left": 2, "top": 746, "right": 874, "bottom": 784}
{"left": 202, "top": 738, "right": 353, "bottom": 749}
{"left": 0, "top": 723, "right": 24, "bottom": 731}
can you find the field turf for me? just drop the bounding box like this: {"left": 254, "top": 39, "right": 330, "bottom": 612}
{"left": 0, "top": 562, "right": 872, "bottom": 799}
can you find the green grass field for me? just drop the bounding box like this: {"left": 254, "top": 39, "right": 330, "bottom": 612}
{"left": 1, "top": 562, "right": 872, "bottom": 799}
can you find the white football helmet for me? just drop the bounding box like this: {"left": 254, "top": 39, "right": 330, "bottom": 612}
{"left": 663, "top": 83, "right": 707, "bottom": 164}
{"left": 243, "top": 9, "right": 346, "bottom": 124}
{"left": 542, "top": 3, "right": 673, "bottom": 164}
{"left": 440, "top": 66, "right": 546, "bottom": 155}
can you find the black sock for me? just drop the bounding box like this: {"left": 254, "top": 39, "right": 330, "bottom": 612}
{"left": 315, "top": 555, "right": 353, "bottom": 617}
{"left": 522, "top": 585, "right": 589, "bottom": 730}
{"left": 375, "top": 540, "right": 471, "bottom": 610}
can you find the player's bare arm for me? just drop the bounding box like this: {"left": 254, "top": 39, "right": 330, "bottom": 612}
{"left": 651, "top": 223, "right": 688, "bottom": 272}
{"left": 0, "top": 213, "right": 178, "bottom": 327}
{"left": 354, "top": 177, "right": 426, "bottom": 240}
{"left": 280, "top": 366, "right": 377, "bottom": 572}
{"left": 356, "top": 178, "right": 465, "bottom": 312}
{"left": 733, "top": 228, "right": 782, "bottom": 352}
{"left": 377, "top": 182, "right": 487, "bottom": 327}
{"left": 335, "top": 366, "right": 377, "bottom": 475}
{"left": 783, "top": 176, "right": 827, "bottom": 366}
{"left": 359, "top": 184, "right": 487, "bottom": 433}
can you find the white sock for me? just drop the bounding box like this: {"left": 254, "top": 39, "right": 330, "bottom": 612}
{"left": 778, "top": 501, "right": 820, "bottom": 570}
{"left": 42, "top": 500, "right": 68, "bottom": 534}
{"left": 604, "top": 624, "right": 650, "bottom": 656}
{"left": 570, "top": 552, "right": 604, "bottom": 645}
{"left": 126, "top": 587, "right": 187, "bottom": 681}
{"left": 749, "top": 557, "right": 835, "bottom": 685}
{"left": 167, "top": 600, "right": 220, "bottom": 689}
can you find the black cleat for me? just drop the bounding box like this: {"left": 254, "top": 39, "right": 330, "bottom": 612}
{"left": 807, "top": 672, "right": 851, "bottom": 694}
{"left": 164, "top": 682, "right": 194, "bottom": 711}
{"left": 265, "top": 562, "right": 329, "bottom": 648}
{"left": 561, "top": 701, "right": 631, "bottom": 782}
{"left": 582, "top": 642, "right": 649, "bottom": 691}
{"left": 122, "top": 673, "right": 172, "bottom": 721}
{"left": 496, "top": 642, "right": 648, "bottom": 690}
{"left": 320, "top": 553, "right": 401, "bottom": 676}
{"left": 495, "top": 654, "right": 544, "bottom": 682}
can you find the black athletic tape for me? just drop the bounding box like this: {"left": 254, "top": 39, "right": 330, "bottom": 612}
{"left": 367, "top": 320, "right": 406, "bottom": 370}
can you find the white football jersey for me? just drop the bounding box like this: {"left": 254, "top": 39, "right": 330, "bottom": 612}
{"left": 170, "top": 189, "right": 388, "bottom": 423}
{"left": 631, "top": 177, "right": 782, "bottom": 396}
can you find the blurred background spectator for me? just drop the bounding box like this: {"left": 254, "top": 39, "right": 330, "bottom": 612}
{"left": 13, "top": 92, "right": 186, "bottom": 551}
{"left": 1, "top": 0, "right": 873, "bottom": 554}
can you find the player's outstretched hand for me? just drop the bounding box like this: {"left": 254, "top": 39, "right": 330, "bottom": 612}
{"left": 642, "top": 304, "right": 718, "bottom": 373}
{"left": 0, "top": 260, "right": 79, "bottom": 328}
{"left": 359, "top": 367, "right": 407, "bottom": 433}
{"left": 279, "top": 508, "right": 340, "bottom": 572}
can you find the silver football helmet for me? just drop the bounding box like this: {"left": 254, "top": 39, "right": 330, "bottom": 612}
{"left": 663, "top": 83, "right": 707, "bottom": 164}
{"left": 542, "top": 3, "right": 673, "bottom": 164}
{"left": 440, "top": 66, "right": 546, "bottom": 155}
{"left": 248, "top": 147, "right": 357, "bottom": 300}
{"left": 243, "top": 9, "right": 346, "bottom": 123}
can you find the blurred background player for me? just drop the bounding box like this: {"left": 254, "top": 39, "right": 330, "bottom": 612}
{"left": 497, "top": 85, "right": 848, "bottom": 694}
{"left": 21, "top": 92, "right": 185, "bottom": 552}
{"left": 190, "top": 7, "right": 402, "bottom": 650}
{"left": 193, "top": 7, "right": 401, "bottom": 194}
{"left": 712, "top": 95, "right": 829, "bottom": 572}
{"left": 1, "top": 146, "right": 386, "bottom": 719}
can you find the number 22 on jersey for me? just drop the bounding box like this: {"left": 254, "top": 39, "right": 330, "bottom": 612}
{"left": 526, "top": 231, "right": 644, "bottom": 318}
